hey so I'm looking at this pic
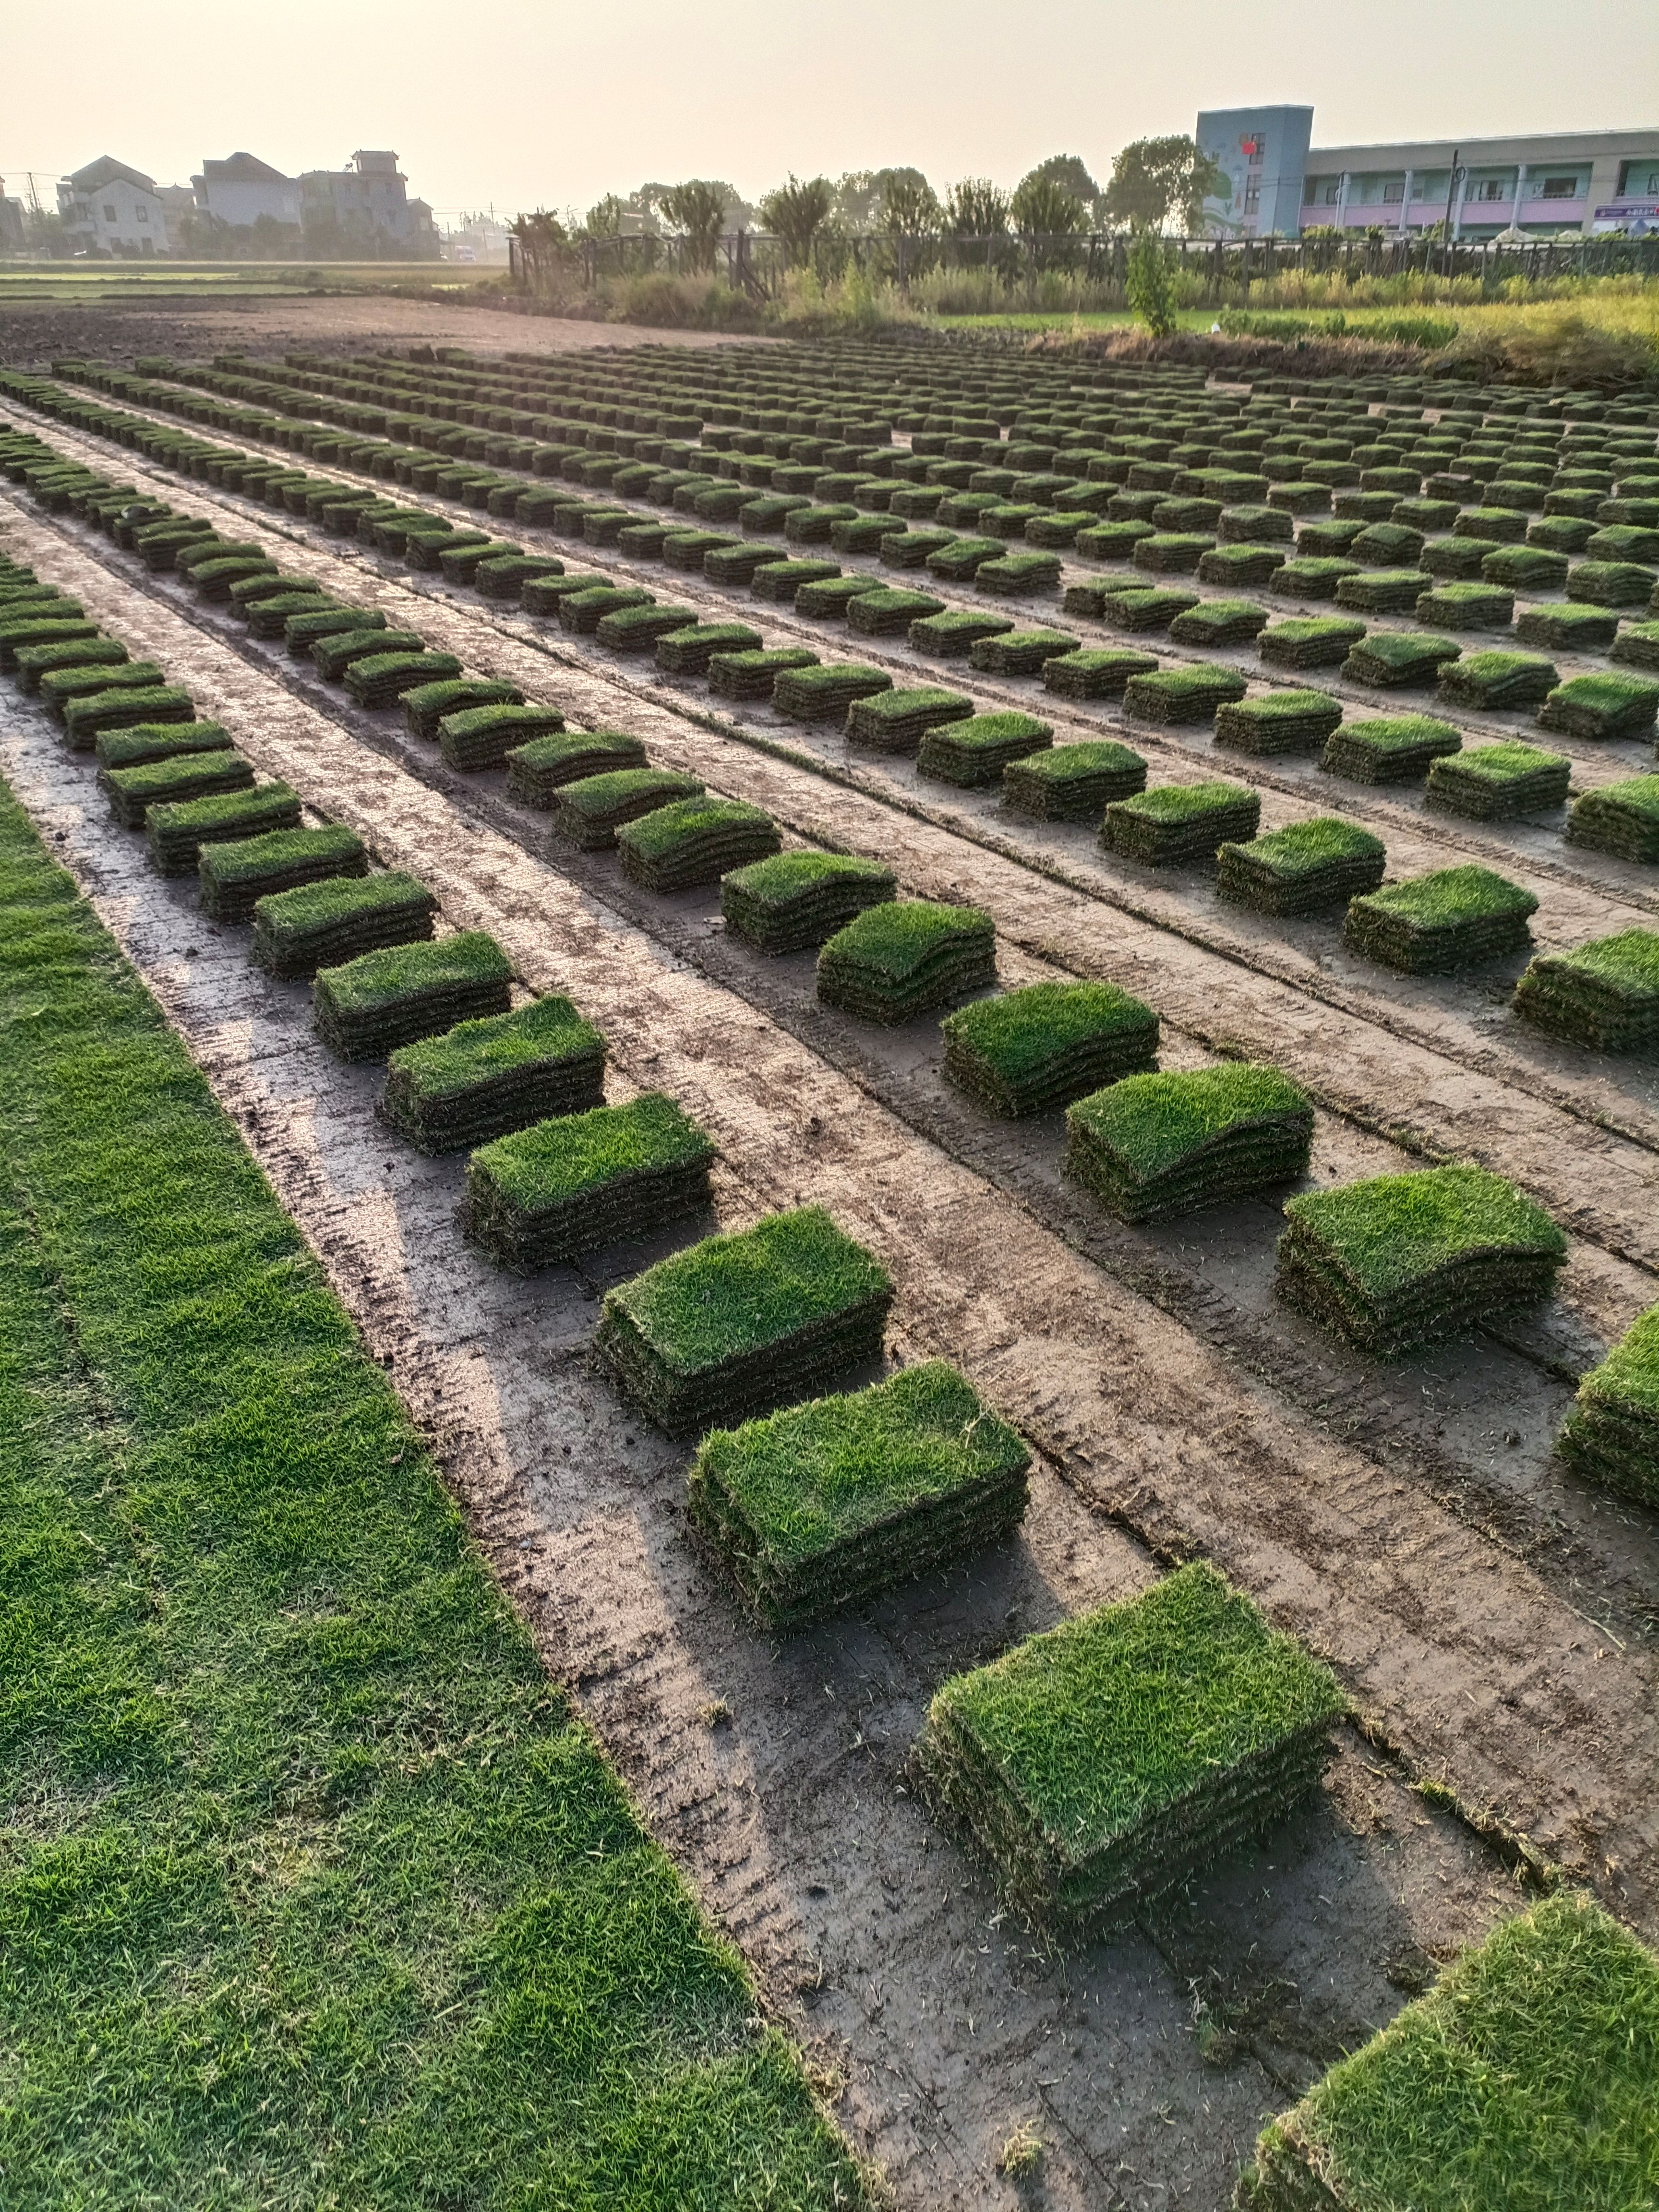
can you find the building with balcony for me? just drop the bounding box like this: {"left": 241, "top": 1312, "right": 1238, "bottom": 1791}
{"left": 57, "top": 156, "right": 178, "bottom": 254}
{"left": 298, "top": 150, "right": 438, "bottom": 255}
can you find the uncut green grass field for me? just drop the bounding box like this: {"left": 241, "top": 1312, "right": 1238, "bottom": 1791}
{"left": 0, "top": 780, "right": 862, "bottom": 2208}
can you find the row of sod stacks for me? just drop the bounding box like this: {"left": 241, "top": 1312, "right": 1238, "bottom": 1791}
{"left": 1513, "top": 929, "right": 1659, "bottom": 1052}
{"left": 817, "top": 900, "right": 997, "bottom": 1023}
{"left": 1217, "top": 819, "right": 1387, "bottom": 918}
{"left": 1558, "top": 1303, "right": 1659, "bottom": 1507}
{"left": 915, "top": 1563, "right": 1346, "bottom": 1936}
{"left": 845, "top": 685, "right": 972, "bottom": 754}
{"left": 1002, "top": 740, "right": 1147, "bottom": 820}
{"left": 1425, "top": 743, "right": 1572, "bottom": 820}
{"left": 551, "top": 768, "right": 704, "bottom": 850}
{"left": 596, "top": 1206, "right": 894, "bottom": 1437}
{"left": 465, "top": 1092, "right": 716, "bottom": 1267}
{"left": 440, "top": 702, "right": 565, "bottom": 772}
{"left": 1215, "top": 692, "right": 1343, "bottom": 757}
{"left": 147, "top": 781, "right": 302, "bottom": 877}
{"left": 98, "top": 742, "right": 253, "bottom": 828}
{"left": 720, "top": 851, "right": 898, "bottom": 955}
{"left": 1565, "top": 775, "right": 1659, "bottom": 862}
{"left": 505, "top": 730, "right": 647, "bottom": 809}
{"left": 1322, "top": 715, "right": 1461, "bottom": 784}
{"left": 942, "top": 981, "right": 1159, "bottom": 1117}
{"left": 1238, "top": 1894, "right": 1659, "bottom": 2212}
{"left": 1103, "top": 782, "right": 1261, "bottom": 866}
{"left": 379, "top": 994, "right": 607, "bottom": 1152}
{"left": 199, "top": 825, "right": 368, "bottom": 923}
{"left": 1064, "top": 1064, "right": 1314, "bottom": 1223}
{"left": 615, "top": 796, "right": 781, "bottom": 891}
{"left": 917, "top": 711, "right": 1053, "bottom": 787}
{"left": 253, "top": 870, "right": 439, "bottom": 978}
{"left": 405, "top": 677, "right": 522, "bottom": 741}
{"left": 1344, "top": 866, "right": 1538, "bottom": 974}
{"left": 688, "top": 1362, "right": 1032, "bottom": 1631}
{"left": 1275, "top": 1166, "right": 1566, "bottom": 1355}
{"left": 313, "top": 931, "right": 515, "bottom": 1061}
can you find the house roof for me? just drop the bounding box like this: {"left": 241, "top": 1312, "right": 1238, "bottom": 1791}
{"left": 65, "top": 155, "right": 155, "bottom": 194}
{"left": 198, "top": 152, "right": 293, "bottom": 185}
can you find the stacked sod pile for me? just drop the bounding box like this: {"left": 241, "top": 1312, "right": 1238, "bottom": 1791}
{"left": 1559, "top": 1303, "right": 1659, "bottom": 1506}
{"left": 1217, "top": 819, "right": 1387, "bottom": 919}
{"left": 379, "top": 993, "right": 606, "bottom": 1152}
{"left": 1259, "top": 618, "right": 1366, "bottom": 671}
{"left": 551, "top": 768, "right": 704, "bottom": 851}
{"left": 941, "top": 981, "right": 1159, "bottom": 1117}
{"left": 1214, "top": 692, "right": 1343, "bottom": 757}
{"left": 687, "top": 1361, "right": 1031, "bottom": 1630}
{"left": 845, "top": 686, "right": 973, "bottom": 754}
{"left": 99, "top": 746, "right": 254, "bottom": 830}
{"left": 615, "top": 796, "right": 780, "bottom": 892}
{"left": 596, "top": 1205, "right": 894, "bottom": 1436}
{"left": 1102, "top": 782, "right": 1261, "bottom": 867}
{"left": 405, "top": 678, "right": 522, "bottom": 743}
{"left": 1538, "top": 673, "right": 1659, "bottom": 742}
{"left": 1321, "top": 716, "right": 1462, "bottom": 785}
{"left": 774, "top": 663, "right": 892, "bottom": 721}
{"left": 1275, "top": 1165, "right": 1565, "bottom": 1354}
{"left": 344, "top": 649, "right": 463, "bottom": 710}
{"left": 1002, "top": 741, "right": 1147, "bottom": 822}
{"left": 915, "top": 1563, "right": 1346, "bottom": 1935}
{"left": 1513, "top": 929, "right": 1659, "bottom": 1053}
{"left": 66, "top": 685, "right": 196, "bottom": 751}
{"left": 146, "top": 781, "right": 303, "bottom": 878}
{"left": 1565, "top": 776, "right": 1659, "bottom": 863}
{"left": 1344, "top": 866, "right": 1538, "bottom": 974}
{"left": 1435, "top": 651, "right": 1558, "bottom": 712}
{"left": 1238, "top": 1894, "right": 1659, "bottom": 2212}
{"left": 198, "top": 825, "right": 367, "bottom": 924}
{"left": 721, "top": 851, "right": 897, "bottom": 955}
{"left": 1426, "top": 743, "right": 1572, "bottom": 821}
{"left": 1065, "top": 1063, "right": 1313, "bottom": 1223}
{"left": 817, "top": 899, "right": 996, "bottom": 1023}
{"left": 917, "top": 711, "right": 1053, "bottom": 788}
{"left": 504, "top": 730, "right": 646, "bottom": 810}
{"left": 439, "top": 702, "right": 566, "bottom": 773}
{"left": 1121, "top": 666, "right": 1249, "bottom": 725}
{"left": 465, "top": 1092, "right": 715, "bottom": 1268}
{"left": 1042, "top": 648, "right": 1158, "bottom": 701}
{"left": 253, "top": 871, "right": 438, "bottom": 979}
{"left": 1341, "top": 633, "right": 1461, "bottom": 689}
{"left": 708, "top": 647, "right": 819, "bottom": 702}
{"left": 313, "top": 932, "right": 514, "bottom": 1060}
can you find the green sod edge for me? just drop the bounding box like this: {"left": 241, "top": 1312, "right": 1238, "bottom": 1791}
{"left": 0, "top": 779, "right": 865, "bottom": 2208}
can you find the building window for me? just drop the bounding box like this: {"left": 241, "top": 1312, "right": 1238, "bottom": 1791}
{"left": 1382, "top": 181, "right": 1404, "bottom": 203}
{"left": 1248, "top": 144, "right": 1264, "bottom": 168}
{"left": 104, "top": 204, "right": 117, "bottom": 223}
{"left": 1539, "top": 176, "right": 1577, "bottom": 199}
{"left": 1243, "top": 180, "right": 1261, "bottom": 212}
{"left": 1324, "top": 182, "right": 1341, "bottom": 204}
{"left": 1475, "top": 180, "right": 1504, "bottom": 201}
{"left": 135, "top": 204, "right": 147, "bottom": 221}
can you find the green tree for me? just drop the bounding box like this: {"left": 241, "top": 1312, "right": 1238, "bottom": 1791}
{"left": 1026, "top": 153, "right": 1103, "bottom": 218}
{"left": 658, "top": 179, "right": 730, "bottom": 273}
{"left": 1126, "top": 230, "right": 1177, "bottom": 335}
{"left": 759, "top": 174, "right": 835, "bottom": 264}
{"left": 508, "top": 207, "right": 568, "bottom": 292}
{"left": 943, "top": 177, "right": 1010, "bottom": 238}
{"left": 1103, "top": 135, "right": 1229, "bottom": 233}
{"left": 584, "top": 193, "right": 628, "bottom": 239}
{"left": 876, "top": 168, "right": 941, "bottom": 236}
{"left": 1010, "top": 169, "right": 1089, "bottom": 273}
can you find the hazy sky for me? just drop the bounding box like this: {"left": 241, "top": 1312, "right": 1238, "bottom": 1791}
{"left": 6, "top": 0, "right": 1656, "bottom": 221}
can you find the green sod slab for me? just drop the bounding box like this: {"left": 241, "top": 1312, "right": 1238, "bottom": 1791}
{"left": 1611, "top": 621, "right": 1659, "bottom": 674}
{"left": 186, "top": 555, "right": 279, "bottom": 602}
{"left": 439, "top": 702, "right": 567, "bottom": 774}
{"left": 1277, "top": 1164, "right": 1564, "bottom": 1355}
{"left": 99, "top": 747, "right": 252, "bottom": 829}
{"left": 1435, "top": 650, "right": 1558, "bottom": 713}
{"left": 1238, "top": 1893, "right": 1659, "bottom": 2212}
{"left": 942, "top": 981, "right": 1159, "bottom": 1118}
{"left": 1259, "top": 617, "right": 1367, "bottom": 671}
{"left": 925, "top": 535, "right": 1004, "bottom": 582}
{"left": 1539, "top": 672, "right": 1659, "bottom": 742}
{"left": 1348, "top": 521, "right": 1426, "bottom": 568}
{"left": 795, "top": 576, "right": 884, "bottom": 620}
{"left": 1426, "top": 743, "right": 1572, "bottom": 822}
{"left": 1414, "top": 581, "right": 1515, "bottom": 631}
{"left": 465, "top": 1092, "right": 715, "bottom": 1268}
{"left": 313, "top": 626, "right": 425, "bottom": 682}
{"left": 475, "top": 553, "right": 565, "bottom": 601}
{"left": 1100, "top": 586, "right": 1201, "bottom": 632}
{"left": 845, "top": 686, "right": 974, "bottom": 755}
{"left": 1196, "top": 544, "right": 1286, "bottom": 590}
{"left": 909, "top": 609, "right": 1016, "bottom": 657}
{"left": 1217, "top": 504, "right": 1295, "bottom": 545}
{"left": 550, "top": 769, "right": 705, "bottom": 851}
{"left": 817, "top": 899, "right": 997, "bottom": 1025}
{"left": 1214, "top": 691, "right": 1343, "bottom": 757}
{"left": 1341, "top": 632, "right": 1462, "bottom": 689}
{"left": 1103, "top": 780, "right": 1261, "bottom": 867}
{"left": 198, "top": 825, "right": 369, "bottom": 924}
{"left": 146, "top": 781, "right": 304, "bottom": 877}
{"left": 597, "top": 1206, "right": 895, "bottom": 1437}
{"left": 773, "top": 662, "right": 891, "bottom": 721}
{"left": 381, "top": 992, "right": 606, "bottom": 1154}
{"left": 1515, "top": 928, "right": 1659, "bottom": 1055}
{"left": 721, "top": 851, "right": 897, "bottom": 956}
{"left": 64, "top": 684, "right": 196, "bottom": 749}
{"left": 688, "top": 1361, "right": 1031, "bottom": 1630}
{"left": 1167, "top": 599, "right": 1270, "bottom": 648}
{"left": 14, "top": 635, "right": 127, "bottom": 690}
{"left": 916, "top": 1561, "right": 1345, "bottom": 1935}
{"left": 1042, "top": 648, "right": 1159, "bottom": 701}
{"left": 595, "top": 603, "right": 698, "bottom": 651}
{"left": 1217, "top": 818, "right": 1387, "bottom": 919}
{"left": 504, "top": 730, "right": 648, "bottom": 810}
{"left": 1002, "top": 740, "right": 1148, "bottom": 821}
{"left": 848, "top": 587, "right": 947, "bottom": 637}
{"left": 1559, "top": 1300, "right": 1659, "bottom": 1506}
{"left": 253, "top": 869, "right": 439, "bottom": 979}
{"left": 93, "top": 719, "right": 231, "bottom": 773}
{"left": 616, "top": 796, "right": 780, "bottom": 893}
{"left": 708, "top": 647, "right": 820, "bottom": 702}
{"left": 1271, "top": 557, "right": 1361, "bottom": 601}
{"left": 1130, "top": 533, "right": 1214, "bottom": 577}
{"left": 1122, "top": 666, "right": 1250, "bottom": 724}
{"left": 1564, "top": 775, "right": 1659, "bottom": 863}
{"left": 344, "top": 652, "right": 464, "bottom": 711}
{"left": 560, "top": 587, "right": 657, "bottom": 637}
{"left": 1065, "top": 1062, "right": 1313, "bottom": 1223}
{"left": 314, "top": 930, "right": 514, "bottom": 1062}
{"left": 1321, "top": 715, "right": 1462, "bottom": 785}
{"left": 404, "top": 677, "right": 524, "bottom": 743}
{"left": 917, "top": 710, "right": 1054, "bottom": 789}
{"left": 41, "top": 660, "right": 167, "bottom": 719}
{"left": 285, "top": 604, "right": 386, "bottom": 654}
{"left": 969, "top": 626, "right": 1082, "bottom": 675}
{"left": 1567, "top": 559, "right": 1656, "bottom": 607}
{"left": 1344, "top": 865, "right": 1537, "bottom": 974}
{"left": 0, "top": 617, "right": 98, "bottom": 670}
{"left": 521, "top": 572, "right": 615, "bottom": 615}
{"left": 749, "top": 558, "right": 842, "bottom": 603}
{"left": 1073, "top": 519, "right": 1157, "bottom": 563}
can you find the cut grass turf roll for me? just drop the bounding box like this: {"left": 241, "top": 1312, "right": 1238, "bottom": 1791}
{"left": 616, "top": 795, "right": 780, "bottom": 892}
{"left": 596, "top": 1206, "right": 894, "bottom": 1437}
{"left": 846, "top": 686, "right": 973, "bottom": 754}
{"left": 708, "top": 646, "right": 819, "bottom": 702}
{"left": 1122, "top": 666, "right": 1250, "bottom": 724}
{"left": 1515, "top": 602, "right": 1623, "bottom": 653}
{"left": 910, "top": 609, "right": 1015, "bottom": 658}
{"left": 1611, "top": 621, "right": 1659, "bottom": 674}
{"left": 198, "top": 825, "right": 368, "bottom": 924}
{"left": 1259, "top": 617, "right": 1367, "bottom": 671}
{"left": 750, "top": 558, "right": 841, "bottom": 603}
{"left": 1566, "top": 558, "right": 1655, "bottom": 607}
{"left": 969, "top": 626, "right": 1082, "bottom": 675}
{"left": 100, "top": 747, "right": 254, "bottom": 830}
{"left": 1341, "top": 632, "right": 1462, "bottom": 689}
{"left": 817, "top": 899, "right": 996, "bottom": 1024}
{"left": 14, "top": 635, "right": 127, "bottom": 690}
{"left": 286, "top": 604, "right": 385, "bottom": 655}
{"left": 1559, "top": 1301, "right": 1659, "bottom": 1505}
{"left": 1426, "top": 742, "right": 1572, "bottom": 821}
{"left": 1042, "top": 648, "right": 1158, "bottom": 700}
{"left": 380, "top": 992, "right": 605, "bottom": 1153}
{"left": 313, "top": 626, "right": 424, "bottom": 683}
{"left": 345, "top": 651, "right": 463, "bottom": 710}
{"left": 1217, "top": 818, "right": 1387, "bottom": 918}
{"left": 65, "top": 685, "right": 195, "bottom": 751}
{"left": 1167, "top": 599, "right": 1270, "bottom": 648}
{"left": 796, "top": 576, "right": 884, "bottom": 620}
{"left": 1415, "top": 581, "right": 1515, "bottom": 630}
{"left": 1564, "top": 774, "right": 1659, "bottom": 863}
{"left": 847, "top": 587, "right": 946, "bottom": 637}
{"left": 917, "top": 710, "right": 1053, "bottom": 788}
{"left": 721, "top": 851, "right": 897, "bottom": 955}
{"left": 1435, "top": 650, "right": 1558, "bottom": 712}
{"left": 465, "top": 1092, "right": 715, "bottom": 1268}
{"left": 1002, "top": 740, "right": 1147, "bottom": 820}
{"left": 1322, "top": 714, "right": 1462, "bottom": 785}
{"left": 773, "top": 662, "right": 891, "bottom": 722}
{"left": 145, "top": 781, "right": 302, "bottom": 878}
{"left": 596, "top": 603, "right": 697, "bottom": 652}
{"left": 688, "top": 1361, "right": 1031, "bottom": 1631}
{"left": 1237, "top": 1892, "right": 1659, "bottom": 2212}
{"left": 504, "top": 729, "right": 648, "bottom": 810}
{"left": 1272, "top": 556, "right": 1361, "bottom": 601}
{"left": 404, "top": 678, "right": 524, "bottom": 743}
{"left": 1515, "top": 927, "right": 1659, "bottom": 1053}
{"left": 314, "top": 930, "right": 514, "bottom": 1062}
{"left": 42, "top": 661, "right": 167, "bottom": 721}
{"left": 1100, "top": 586, "right": 1200, "bottom": 633}
{"left": 1344, "top": 865, "right": 1538, "bottom": 974}
{"left": 942, "top": 981, "right": 1158, "bottom": 1117}
{"left": 1214, "top": 690, "right": 1343, "bottom": 757}
{"left": 1197, "top": 543, "right": 1286, "bottom": 590}
{"left": 1065, "top": 1062, "right": 1312, "bottom": 1222}
{"left": 915, "top": 1561, "right": 1345, "bottom": 1935}
{"left": 1275, "top": 1164, "right": 1565, "bottom": 1355}
{"left": 93, "top": 719, "right": 230, "bottom": 773}
{"left": 253, "top": 869, "right": 439, "bottom": 979}
{"left": 1538, "top": 671, "right": 1659, "bottom": 742}
{"left": 439, "top": 702, "right": 566, "bottom": 773}
{"left": 550, "top": 768, "right": 705, "bottom": 851}
{"left": 1102, "top": 781, "right": 1261, "bottom": 867}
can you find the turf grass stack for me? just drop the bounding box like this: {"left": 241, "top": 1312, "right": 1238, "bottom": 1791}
{"left": 1102, "top": 781, "right": 1261, "bottom": 866}
{"left": 615, "top": 796, "right": 781, "bottom": 892}
{"left": 1558, "top": 1303, "right": 1659, "bottom": 1506}
{"left": 379, "top": 993, "right": 606, "bottom": 1152}
{"left": 1216, "top": 819, "right": 1387, "bottom": 918}
{"left": 313, "top": 931, "right": 515, "bottom": 1060}
{"left": 1514, "top": 928, "right": 1659, "bottom": 1052}
{"left": 817, "top": 899, "right": 996, "bottom": 1023}
{"left": 1343, "top": 865, "right": 1538, "bottom": 973}
{"left": 1064, "top": 1063, "right": 1313, "bottom": 1222}
{"left": 253, "top": 870, "right": 439, "bottom": 979}
{"left": 1425, "top": 743, "right": 1572, "bottom": 820}
{"left": 941, "top": 981, "right": 1158, "bottom": 1117}
{"left": 197, "top": 825, "right": 368, "bottom": 924}
{"left": 720, "top": 851, "right": 898, "bottom": 955}
{"left": 464, "top": 1092, "right": 715, "bottom": 1267}
{"left": 1001, "top": 741, "right": 1147, "bottom": 821}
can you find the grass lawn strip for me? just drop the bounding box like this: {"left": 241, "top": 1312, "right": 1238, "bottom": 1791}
{"left": 596, "top": 1206, "right": 894, "bottom": 1437}
{"left": 688, "top": 1362, "right": 1031, "bottom": 1630}
{"left": 252, "top": 869, "right": 440, "bottom": 978}
{"left": 1216, "top": 819, "right": 1387, "bottom": 918}
{"left": 1275, "top": 1166, "right": 1566, "bottom": 1356}
{"left": 465, "top": 1093, "right": 715, "bottom": 1268}
{"left": 1538, "top": 672, "right": 1659, "bottom": 742}
{"left": 380, "top": 993, "right": 607, "bottom": 1153}
{"left": 915, "top": 1563, "right": 1346, "bottom": 1935}
{"left": 65, "top": 684, "right": 197, "bottom": 751}
{"left": 616, "top": 797, "right": 781, "bottom": 893}
{"left": 708, "top": 647, "right": 819, "bottom": 702}
{"left": 1064, "top": 1063, "right": 1313, "bottom": 1223}
{"left": 1343, "top": 866, "right": 1538, "bottom": 974}
{"left": 720, "top": 852, "right": 898, "bottom": 955}
{"left": 1041, "top": 648, "right": 1159, "bottom": 702}
{"left": 198, "top": 825, "right": 369, "bottom": 924}
{"left": 1435, "top": 650, "right": 1558, "bottom": 712}
{"left": 313, "top": 931, "right": 514, "bottom": 1061}
{"left": 93, "top": 718, "right": 233, "bottom": 772}
{"left": 817, "top": 899, "right": 997, "bottom": 1024}
{"left": 1513, "top": 928, "right": 1659, "bottom": 1054}
{"left": 0, "top": 780, "right": 866, "bottom": 2208}
{"left": 941, "top": 981, "right": 1159, "bottom": 1117}
{"left": 42, "top": 660, "right": 167, "bottom": 719}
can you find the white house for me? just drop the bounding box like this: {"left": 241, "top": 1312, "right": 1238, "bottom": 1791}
{"left": 57, "top": 156, "right": 175, "bottom": 253}
{"left": 191, "top": 152, "right": 301, "bottom": 234}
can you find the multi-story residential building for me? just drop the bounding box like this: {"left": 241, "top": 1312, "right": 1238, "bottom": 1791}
{"left": 299, "top": 150, "right": 438, "bottom": 255}
{"left": 57, "top": 156, "right": 177, "bottom": 253}
{"left": 191, "top": 152, "right": 302, "bottom": 233}
{"left": 1197, "top": 108, "right": 1315, "bottom": 238}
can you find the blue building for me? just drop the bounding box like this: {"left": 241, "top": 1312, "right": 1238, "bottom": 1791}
{"left": 1196, "top": 107, "right": 1314, "bottom": 237}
